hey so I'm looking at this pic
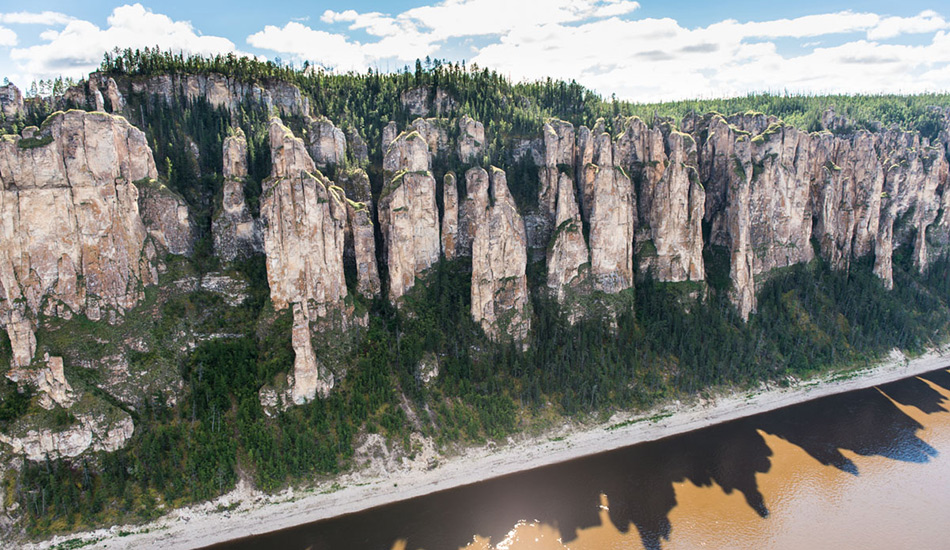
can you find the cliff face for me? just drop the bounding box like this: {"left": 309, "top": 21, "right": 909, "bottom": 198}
{"left": 260, "top": 118, "right": 347, "bottom": 402}
{"left": 587, "top": 130, "right": 635, "bottom": 294}
{"left": 471, "top": 168, "right": 532, "bottom": 345}
{"left": 546, "top": 172, "right": 590, "bottom": 301}
{"left": 73, "top": 72, "right": 310, "bottom": 117}
{"left": 0, "top": 110, "right": 159, "bottom": 369}
{"left": 306, "top": 117, "right": 346, "bottom": 167}
{"left": 214, "top": 129, "right": 263, "bottom": 261}
{"left": 379, "top": 131, "right": 440, "bottom": 302}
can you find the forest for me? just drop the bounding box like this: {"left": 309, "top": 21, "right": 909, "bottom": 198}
{"left": 3, "top": 48, "right": 950, "bottom": 537}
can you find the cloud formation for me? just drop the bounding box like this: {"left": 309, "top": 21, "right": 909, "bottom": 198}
{"left": 3, "top": 2, "right": 950, "bottom": 102}
{"left": 8, "top": 4, "right": 241, "bottom": 84}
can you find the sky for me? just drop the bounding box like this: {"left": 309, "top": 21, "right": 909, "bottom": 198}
{"left": 1, "top": 1, "right": 949, "bottom": 102}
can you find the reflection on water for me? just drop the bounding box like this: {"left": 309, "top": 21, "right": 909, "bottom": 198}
{"left": 207, "top": 368, "right": 950, "bottom": 550}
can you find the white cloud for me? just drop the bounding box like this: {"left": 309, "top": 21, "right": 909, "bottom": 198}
{"left": 868, "top": 10, "right": 949, "bottom": 40}
{"left": 247, "top": 22, "right": 370, "bottom": 70}
{"left": 0, "top": 11, "right": 74, "bottom": 26}
{"left": 0, "top": 26, "right": 15, "bottom": 46}
{"left": 8, "top": 4, "right": 241, "bottom": 85}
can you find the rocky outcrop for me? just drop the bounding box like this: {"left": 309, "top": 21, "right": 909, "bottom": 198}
{"left": 33, "top": 355, "right": 76, "bottom": 410}
{"left": 457, "top": 167, "right": 491, "bottom": 257}
{"left": 458, "top": 115, "right": 485, "bottom": 164}
{"left": 0, "top": 110, "right": 158, "bottom": 369}
{"left": 0, "top": 404, "right": 134, "bottom": 461}
{"left": 379, "top": 131, "right": 440, "bottom": 301}
{"left": 546, "top": 172, "right": 589, "bottom": 301}
{"left": 875, "top": 131, "right": 948, "bottom": 286}
{"left": 538, "top": 120, "right": 575, "bottom": 225}
{"left": 261, "top": 118, "right": 347, "bottom": 316}
{"left": 412, "top": 117, "right": 451, "bottom": 159}
{"left": 400, "top": 86, "right": 457, "bottom": 116}
{"left": 213, "top": 129, "right": 263, "bottom": 261}
{"left": 0, "top": 83, "right": 24, "bottom": 122}
{"left": 587, "top": 129, "right": 635, "bottom": 294}
{"left": 346, "top": 127, "right": 369, "bottom": 165}
{"left": 441, "top": 172, "right": 459, "bottom": 260}
{"left": 637, "top": 130, "right": 705, "bottom": 281}
{"left": 382, "top": 121, "right": 398, "bottom": 153}
{"left": 137, "top": 180, "right": 195, "bottom": 256}
{"left": 343, "top": 191, "right": 380, "bottom": 299}
{"left": 261, "top": 118, "right": 348, "bottom": 401}
{"left": 471, "top": 167, "right": 531, "bottom": 344}
{"left": 306, "top": 116, "right": 346, "bottom": 167}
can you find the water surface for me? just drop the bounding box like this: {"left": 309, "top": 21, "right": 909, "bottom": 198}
{"left": 208, "top": 368, "right": 950, "bottom": 550}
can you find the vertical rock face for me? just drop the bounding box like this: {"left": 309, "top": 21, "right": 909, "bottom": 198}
{"left": 214, "top": 129, "right": 263, "bottom": 261}
{"left": 412, "top": 117, "right": 451, "bottom": 159}
{"left": 343, "top": 191, "right": 380, "bottom": 299}
{"left": 261, "top": 118, "right": 347, "bottom": 316}
{"left": 587, "top": 130, "right": 635, "bottom": 294}
{"left": 261, "top": 118, "right": 348, "bottom": 401}
{"left": 35, "top": 355, "right": 75, "bottom": 410}
{"left": 382, "top": 121, "right": 398, "bottom": 153}
{"left": 137, "top": 181, "right": 195, "bottom": 256}
{"left": 810, "top": 130, "right": 883, "bottom": 272}
{"left": 457, "top": 167, "right": 491, "bottom": 257}
{"left": 345, "top": 127, "right": 369, "bottom": 165}
{"left": 306, "top": 117, "right": 346, "bottom": 167}
{"left": 636, "top": 131, "right": 705, "bottom": 282}
{"left": 546, "top": 172, "right": 590, "bottom": 301}
{"left": 458, "top": 115, "right": 485, "bottom": 164}
{"left": 471, "top": 168, "right": 532, "bottom": 344}
{"left": 0, "top": 83, "right": 24, "bottom": 121}
{"left": 875, "top": 131, "right": 949, "bottom": 286}
{"left": 698, "top": 114, "right": 814, "bottom": 318}
{"left": 379, "top": 131, "right": 440, "bottom": 301}
{"left": 700, "top": 115, "right": 756, "bottom": 319}
{"left": 0, "top": 110, "right": 158, "bottom": 369}
{"left": 540, "top": 119, "right": 576, "bottom": 224}
{"left": 441, "top": 172, "right": 459, "bottom": 260}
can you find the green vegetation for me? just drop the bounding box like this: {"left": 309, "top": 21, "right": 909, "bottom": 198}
{"left": 5, "top": 49, "right": 950, "bottom": 540}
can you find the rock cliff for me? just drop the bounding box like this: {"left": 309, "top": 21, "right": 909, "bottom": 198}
{"left": 379, "top": 130, "right": 440, "bottom": 302}
{"left": 0, "top": 110, "right": 158, "bottom": 369}
{"left": 471, "top": 167, "right": 532, "bottom": 344}
{"left": 260, "top": 118, "right": 347, "bottom": 401}
{"left": 213, "top": 129, "right": 263, "bottom": 261}
{"left": 546, "top": 172, "right": 590, "bottom": 301}
{"left": 306, "top": 116, "right": 346, "bottom": 167}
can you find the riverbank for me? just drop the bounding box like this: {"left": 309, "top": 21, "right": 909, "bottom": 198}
{"left": 29, "top": 346, "right": 950, "bottom": 550}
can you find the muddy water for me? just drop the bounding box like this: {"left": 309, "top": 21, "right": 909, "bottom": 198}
{"left": 208, "top": 368, "right": 950, "bottom": 550}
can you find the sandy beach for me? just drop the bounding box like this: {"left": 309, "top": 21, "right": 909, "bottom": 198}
{"left": 26, "top": 346, "right": 950, "bottom": 550}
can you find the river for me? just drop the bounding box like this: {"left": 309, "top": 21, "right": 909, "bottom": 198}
{"left": 207, "top": 367, "right": 950, "bottom": 550}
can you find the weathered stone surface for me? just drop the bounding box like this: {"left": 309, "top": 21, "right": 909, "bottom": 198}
{"left": 0, "top": 110, "right": 158, "bottom": 369}
{"left": 289, "top": 302, "right": 332, "bottom": 403}
{"left": 34, "top": 355, "right": 76, "bottom": 410}
{"left": 344, "top": 192, "right": 381, "bottom": 299}
{"left": 261, "top": 118, "right": 347, "bottom": 316}
{"left": 546, "top": 172, "right": 589, "bottom": 301}
{"left": 214, "top": 129, "right": 262, "bottom": 261}
{"left": 137, "top": 180, "right": 195, "bottom": 256}
{"left": 412, "top": 117, "right": 451, "bottom": 158}
{"left": 400, "top": 86, "right": 457, "bottom": 116}
{"left": 540, "top": 119, "right": 575, "bottom": 224}
{"left": 457, "top": 167, "right": 491, "bottom": 257}
{"left": 458, "top": 115, "right": 485, "bottom": 164}
{"left": 0, "top": 407, "right": 134, "bottom": 462}
{"left": 441, "top": 172, "right": 459, "bottom": 260}
{"left": 636, "top": 130, "right": 705, "bottom": 282}
{"left": 379, "top": 131, "right": 440, "bottom": 301}
{"left": 382, "top": 121, "right": 398, "bottom": 153}
{"left": 0, "top": 83, "right": 24, "bottom": 121}
{"left": 875, "top": 130, "right": 949, "bottom": 286}
{"left": 306, "top": 116, "right": 346, "bottom": 167}
{"left": 261, "top": 118, "right": 347, "bottom": 402}
{"left": 471, "top": 167, "right": 531, "bottom": 344}
{"left": 346, "top": 127, "right": 369, "bottom": 165}
{"left": 587, "top": 130, "right": 635, "bottom": 294}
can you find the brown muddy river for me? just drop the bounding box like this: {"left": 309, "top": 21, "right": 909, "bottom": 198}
{"left": 207, "top": 367, "right": 950, "bottom": 550}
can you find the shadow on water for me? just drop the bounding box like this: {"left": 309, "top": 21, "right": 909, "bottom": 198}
{"left": 204, "top": 368, "right": 950, "bottom": 550}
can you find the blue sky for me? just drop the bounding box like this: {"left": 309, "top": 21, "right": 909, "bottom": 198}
{"left": 1, "top": 1, "right": 949, "bottom": 101}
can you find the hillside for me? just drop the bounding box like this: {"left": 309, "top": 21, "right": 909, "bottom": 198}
{"left": 2, "top": 50, "right": 950, "bottom": 539}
